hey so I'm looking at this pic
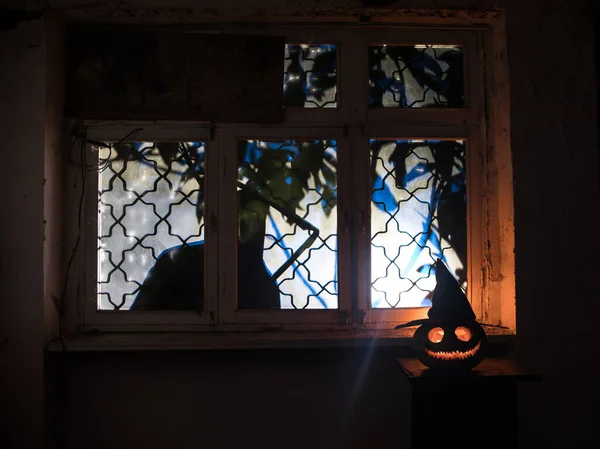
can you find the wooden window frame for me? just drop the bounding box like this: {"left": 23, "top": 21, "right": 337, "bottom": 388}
{"left": 65, "top": 17, "right": 515, "bottom": 341}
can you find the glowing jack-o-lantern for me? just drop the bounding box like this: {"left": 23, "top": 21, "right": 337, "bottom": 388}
{"left": 396, "top": 259, "right": 488, "bottom": 370}
{"left": 412, "top": 320, "right": 487, "bottom": 370}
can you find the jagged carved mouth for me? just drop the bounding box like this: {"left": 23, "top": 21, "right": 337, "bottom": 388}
{"left": 424, "top": 341, "right": 481, "bottom": 360}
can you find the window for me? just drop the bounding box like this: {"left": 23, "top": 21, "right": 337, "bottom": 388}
{"left": 369, "top": 139, "right": 466, "bottom": 309}
{"left": 76, "top": 21, "right": 515, "bottom": 336}
{"left": 97, "top": 141, "right": 207, "bottom": 311}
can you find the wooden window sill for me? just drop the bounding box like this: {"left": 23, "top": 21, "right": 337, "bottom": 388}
{"left": 47, "top": 326, "right": 514, "bottom": 352}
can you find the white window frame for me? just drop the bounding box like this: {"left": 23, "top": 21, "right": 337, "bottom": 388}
{"left": 69, "top": 18, "right": 515, "bottom": 337}
{"left": 81, "top": 123, "right": 218, "bottom": 331}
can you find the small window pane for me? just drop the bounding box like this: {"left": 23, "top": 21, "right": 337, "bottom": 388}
{"left": 237, "top": 140, "right": 338, "bottom": 309}
{"left": 370, "top": 140, "right": 466, "bottom": 308}
{"left": 369, "top": 45, "right": 464, "bottom": 108}
{"left": 284, "top": 44, "right": 337, "bottom": 108}
{"left": 97, "top": 142, "right": 206, "bottom": 311}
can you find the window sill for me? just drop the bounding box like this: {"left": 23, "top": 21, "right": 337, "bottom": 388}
{"left": 46, "top": 326, "right": 515, "bottom": 352}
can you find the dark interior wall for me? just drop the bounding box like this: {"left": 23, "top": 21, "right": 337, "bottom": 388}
{"left": 507, "top": 1, "right": 600, "bottom": 446}
{"left": 2, "top": 0, "right": 600, "bottom": 448}
{"left": 0, "top": 17, "right": 46, "bottom": 449}
{"left": 57, "top": 349, "right": 412, "bottom": 449}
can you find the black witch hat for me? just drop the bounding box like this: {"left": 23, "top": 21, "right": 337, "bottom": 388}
{"left": 395, "top": 258, "right": 476, "bottom": 329}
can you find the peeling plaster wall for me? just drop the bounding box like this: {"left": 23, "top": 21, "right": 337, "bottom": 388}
{"left": 1, "top": 1, "right": 600, "bottom": 448}
{"left": 0, "top": 13, "right": 63, "bottom": 449}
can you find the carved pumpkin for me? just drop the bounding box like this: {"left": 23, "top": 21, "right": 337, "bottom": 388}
{"left": 395, "top": 259, "right": 488, "bottom": 370}
{"left": 412, "top": 320, "right": 487, "bottom": 370}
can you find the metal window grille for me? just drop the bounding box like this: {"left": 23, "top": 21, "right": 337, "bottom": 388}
{"left": 284, "top": 44, "right": 337, "bottom": 108}
{"left": 370, "top": 140, "right": 467, "bottom": 308}
{"left": 97, "top": 142, "right": 206, "bottom": 310}
{"left": 237, "top": 140, "right": 338, "bottom": 309}
{"left": 369, "top": 45, "right": 464, "bottom": 108}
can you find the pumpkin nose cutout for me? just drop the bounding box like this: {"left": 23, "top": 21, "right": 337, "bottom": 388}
{"left": 454, "top": 326, "right": 472, "bottom": 342}
{"left": 427, "top": 327, "right": 445, "bottom": 343}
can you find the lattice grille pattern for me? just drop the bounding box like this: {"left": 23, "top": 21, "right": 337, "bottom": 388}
{"left": 284, "top": 44, "right": 337, "bottom": 108}
{"left": 238, "top": 140, "right": 338, "bottom": 309}
{"left": 97, "top": 142, "right": 205, "bottom": 310}
{"left": 370, "top": 140, "right": 466, "bottom": 308}
{"left": 369, "top": 45, "right": 464, "bottom": 108}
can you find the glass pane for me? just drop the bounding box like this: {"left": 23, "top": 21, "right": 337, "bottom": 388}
{"left": 369, "top": 45, "right": 464, "bottom": 108}
{"left": 237, "top": 140, "right": 338, "bottom": 309}
{"left": 370, "top": 140, "right": 466, "bottom": 308}
{"left": 97, "top": 142, "right": 206, "bottom": 310}
{"left": 284, "top": 44, "right": 337, "bottom": 108}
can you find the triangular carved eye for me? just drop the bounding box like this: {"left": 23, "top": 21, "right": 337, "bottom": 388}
{"left": 428, "top": 327, "right": 444, "bottom": 343}
{"left": 455, "top": 326, "right": 472, "bottom": 342}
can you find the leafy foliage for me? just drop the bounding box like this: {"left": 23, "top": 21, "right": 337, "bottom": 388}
{"left": 284, "top": 44, "right": 337, "bottom": 107}
{"left": 370, "top": 140, "right": 467, "bottom": 284}
{"left": 107, "top": 43, "right": 466, "bottom": 274}
{"left": 369, "top": 45, "right": 464, "bottom": 107}
{"left": 237, "top": 140, "right": 337, "bottom": 243}
{"left": 110, "top": 141, "right": 205, "bottom": 223}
